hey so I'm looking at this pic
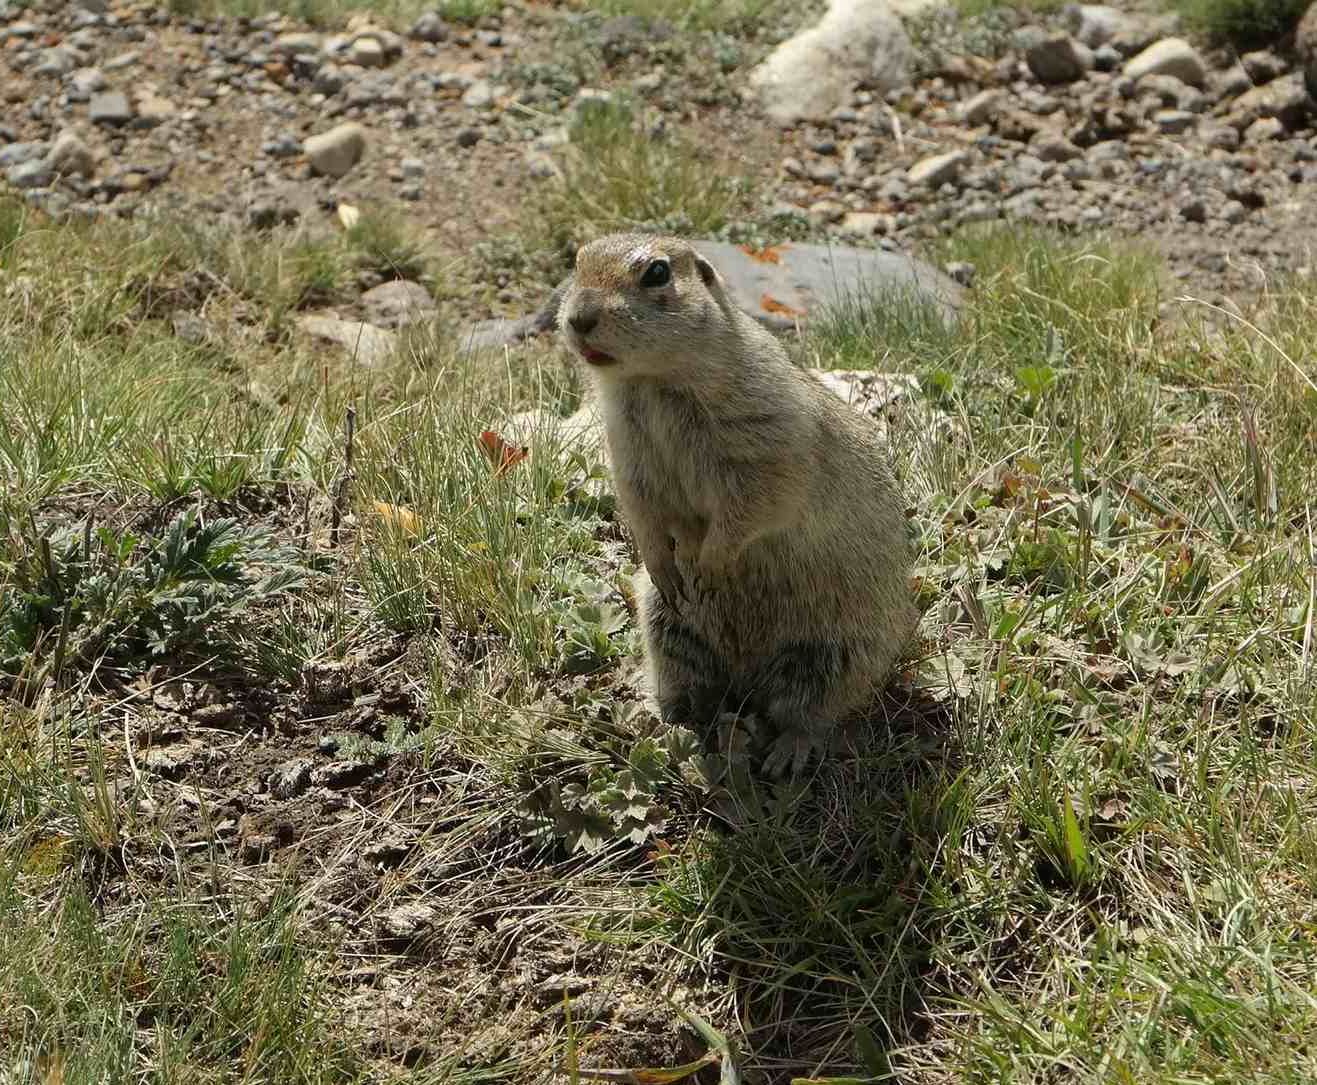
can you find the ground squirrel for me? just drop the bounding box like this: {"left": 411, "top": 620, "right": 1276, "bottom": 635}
{"left": 559, "top": 233, "right": 918, "bottom": 773}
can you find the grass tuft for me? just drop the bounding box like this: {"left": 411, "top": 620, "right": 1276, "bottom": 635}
{"left": 527, "top": 96, "right": 747, "bottom": 256}
{"left": 1173, "top": 0, "right": 1309, "bottom": 46}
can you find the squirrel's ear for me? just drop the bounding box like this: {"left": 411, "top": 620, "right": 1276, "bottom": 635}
{"left": 694, "top": 253, "right": 721, "bottom": 290}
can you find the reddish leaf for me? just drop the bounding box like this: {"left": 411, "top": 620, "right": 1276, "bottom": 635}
{"left": 760, "top": 293, "right": 805, "bottom": 318}
{"left": 477, "top": 429, "right": 529, "bottom": 476}
{"left": 740, "top": 243, "right": 786, "bottom": 264}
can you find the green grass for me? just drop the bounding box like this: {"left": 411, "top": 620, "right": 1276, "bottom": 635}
{"left": 3, "top": 194, "right": 1317, "bottom": 1082}
{"left": 164, "top": 0, "right": 499, "bottom": 25}
{"left": 578, "top": 0, "right": 786, "bottom": 32}
{"left": 526, "top": 96, "right": 749, "bottom": 256}
{"left": 1172, "top": 0, "right": 1309, "bottom": 46}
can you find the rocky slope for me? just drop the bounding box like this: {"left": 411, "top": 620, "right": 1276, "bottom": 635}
{"left": 3, "top": 0, "right": 1317, "bottom": 324}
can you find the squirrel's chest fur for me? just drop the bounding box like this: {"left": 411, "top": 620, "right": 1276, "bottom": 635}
{"left": 601, "top": 382, "right": 725, "bottom": 526}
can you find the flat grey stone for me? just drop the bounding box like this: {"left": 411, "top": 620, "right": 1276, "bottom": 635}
{"left": 89, "top": 90, "right": 132, "bottom": 125}
{"left": 692, "top": 239, "right": 964, "bottom": 330}
{"left": 299, "top": 314, "right": 397, "bottom": 367}
{"left": 7, "top": 160, "right": 53, "bottom": 189}
{"left": 455, "top": 315, "right": 538, "bottom": 355}
{"left": 361, "top": 279, "right": 435, "bottom": 327}
{"left": 0, "top": 141, "right": 49, "bottom": 167}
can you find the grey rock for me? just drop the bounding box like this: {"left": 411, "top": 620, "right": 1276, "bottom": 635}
{"left": 693, "top": 238, "right": 964, "bottom": 330}
{"left": 299, "top": 315, "right": 397, "bottom": 366}
{"left": 348, "top": 35, "right": 386, "bottom": 68}
{"left": 1032, "top": 133, "right": 1081, "bottom": 161}
{"left": 262, "top": 133, "right": 302, "bottom": 159}
{"left": 305, "top": 121, "right": 366, "bottom": 178}
{"left": 1155, "top": 109, "right": 1196, "bottom": 135}
{"left": 361, "top": 279, "right": 435, "bottom": 328}
{"left": 1139, "top": 74, "right": 1203, "bottom": 111}
{"left": 1240, "top": 50, "right": 1287, "bottom": 86}
{"left": 310, "top": 759, "right": 375, "bottom": 788}
{"left": 748, "top": 0, "right": 913, "bottom": 124}
{"left": 1226, "top": 74, "right": 1309, "bottom": 132}
{"left": 1026, "top": 35, "right": 1095, "bottom": 84}
{"left": 0, "top": 141, "right": 50, "bottom": 167}
{"left": 1093, "top": 43, "right": 1121, "bottom": 71}
{"left": 7, "top": 160, "right": 54, "bottom": 189}
{"left": 88, "top": 90, "right": 133, "bottom": 125}
{"left": 47, "top": 131, "right": 94, "bottom": 177}
{"left": 269, "top": 758, "right": 313, "bottom": 799}
{"left": 410, "top": 11, "right": 449, "bottom": 43}
{"left": 1123, "top": 38, "right": 1206, "bottom": 88}
{"left": 908, "top": 149, "right": 969, "bottom": 187}
{"left": 1220, "top": 199, "right": 1247, "bottom": 224}
{"left": 399, "top": 156, "right": 425, "bottom": 179}
{"left": 34, "top": 46, "right": 79, "bottom": 78}
{"left": 461, "top": 78, "right": 494, "bottom": 109}
{"left": 839, "top": 211, "right": 885, "bottom": 237}
{"left": 67, "top": 67, "right": 106, "bottom": 101}
{"left": 276, "top": 31, "right": 321, "bottom": 56}
{"left": 380, "top": 902, "right": 438, "bottom": 941}
{"left": 456, "top": 315, "right": 539, "bottom": 355}
{"left": 1244, "top": 116, "right": 1285, "bottom": 142}
{"left": 1064, "top": 4, "right": 1133, "bottom": 47}
{"left": 1212, "top": 65, "right": 1253, "bottom": 102}
{"left": 313, "top": 65, "right": 347, "bottom": 96}
{"left": 1202, "top": 123, "right": 1240, "bottom": 150}
{"left": 959, "top": 88, "right": 1001, "bottom": 125}
{"left": 455, "top": 126, "right": 481, "bottom": 148}
{"left": 808, "top": 160, "right": 841, "bottom": 184}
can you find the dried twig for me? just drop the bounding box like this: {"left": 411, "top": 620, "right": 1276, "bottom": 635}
{"left": 330, "top": 404, "right": 357, "bottom": 548}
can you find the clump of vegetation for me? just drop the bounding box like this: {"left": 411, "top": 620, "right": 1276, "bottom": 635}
{"left": 342, "top": 208, "right": 431, "bottom": 285}
{"left": 527, "top": 95, "right": 748, "bottom": 256}
{"left": 1174, "top": 0, "right": 1309, "bottom": 46}
{"left": 0, "top": 510, "right": 313, "bottom": 690}
{"left": 582, "top": 0, "right": 783, "bottom": 32}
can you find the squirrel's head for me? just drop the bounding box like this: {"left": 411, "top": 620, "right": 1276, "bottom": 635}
{"left": 558, "top": 233, "right": 731, "bottom": 380}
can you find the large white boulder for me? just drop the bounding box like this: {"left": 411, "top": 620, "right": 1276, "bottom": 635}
{"left": 749, "top": 0, "right": 923, "bottom": 125}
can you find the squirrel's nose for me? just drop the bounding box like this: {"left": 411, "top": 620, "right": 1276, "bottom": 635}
{"left": 568, "top": 309, "right": 599, "bottom": 335}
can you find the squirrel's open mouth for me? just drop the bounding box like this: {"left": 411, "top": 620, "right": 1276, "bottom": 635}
{"left": 580, "top": 347, "right": 617, "bottom": 366}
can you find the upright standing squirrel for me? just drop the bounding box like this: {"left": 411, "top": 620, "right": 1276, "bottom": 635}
{"left": 559, "top": 233, "right": 918, "bottom": 773}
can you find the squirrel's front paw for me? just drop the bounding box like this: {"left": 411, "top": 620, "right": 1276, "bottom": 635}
{"left": 692, "top": 537, "right": 737, "bottom": 595}
{"left": 645, "top": 551, "right": 687, "bottom": 611}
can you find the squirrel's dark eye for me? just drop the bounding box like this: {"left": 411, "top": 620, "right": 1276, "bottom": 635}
{"left": 640, "top": 259, "right": 671, "bottom": 288}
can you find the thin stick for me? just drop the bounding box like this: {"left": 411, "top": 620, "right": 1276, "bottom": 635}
{"left": 330, "top": 404, "right": 357, "bottom": 548}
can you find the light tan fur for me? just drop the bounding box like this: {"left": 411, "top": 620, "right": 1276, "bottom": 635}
{"left": 559, "top": 233, "right": 918, "bottom": 771}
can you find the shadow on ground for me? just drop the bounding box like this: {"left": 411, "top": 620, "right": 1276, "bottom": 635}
{"left": 687, "top": 685, "right": 962, "bottom": 1082}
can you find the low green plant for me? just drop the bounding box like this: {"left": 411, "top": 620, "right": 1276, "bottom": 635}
{"left": 519, "top": 721, "right": 713, "bottom": 853}
{"left": 1173, "top": 0, "right": 1309, "bottom": 46}
{"left": 0, "top": 509, "right": 312, "bottom": 687}
{"left": 343, "top": 209, "right": 430, "bottom": 285}
{"left": 582, "top": 0, "right": 784, "bottom": 32}
{"left": 527, "top": 95, "right": 747, "bottom": 256}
